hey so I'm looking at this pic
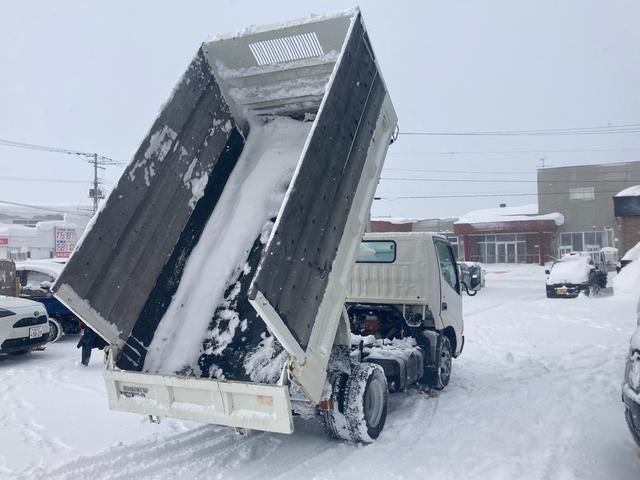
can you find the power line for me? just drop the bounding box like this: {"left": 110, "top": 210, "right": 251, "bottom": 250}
{"left": 0, "top": 137, "right": 124, "bottom": 213}
{"left": 0, "top": 138, "right": 123, "bottom": 165}
{"left": 379, "top": 177, "right": 640, "bottom": 184}
{"left": 398, "top": 123, "right": 640, "bottom": 137}
{"left": 0, "top": 176, "right": 107, "bottom": 185}
{"left": 0, "top": 199, "right": 93, "bottom": 217}
{"left": 387, "top": 147, "right": 640, "bottom": 156}
{"left": 375, "top": 190, "right": 628, "bottom": 200}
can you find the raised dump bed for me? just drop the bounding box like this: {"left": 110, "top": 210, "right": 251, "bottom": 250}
{"left": 53, "top": 8, "right": 397, "bottom": 435}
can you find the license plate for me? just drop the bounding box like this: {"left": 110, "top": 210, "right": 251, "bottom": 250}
{"left": 29, "top": 326, "right": 44, "bottom": 339}
{"left": 555, "top": 287, "right": 568, "bottom": 295}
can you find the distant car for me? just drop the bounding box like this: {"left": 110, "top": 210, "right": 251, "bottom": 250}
{"left": 0, "top": 296, "right": 50, "bottom": 355}
{"left": 545, "top": 252, "right": 607, "bottom": 298}
{"left": 617, "top": 241, "right": 640, "bottom": 273}
{"left": 623, "top": 299, "right": 640, "bottom": 447}
{"left": 15, "top": 259, "right": 81, "bottom": 341}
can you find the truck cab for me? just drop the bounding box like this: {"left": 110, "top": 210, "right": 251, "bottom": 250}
{"left": 343, "top": 232, "right": 464, "bottom": 395}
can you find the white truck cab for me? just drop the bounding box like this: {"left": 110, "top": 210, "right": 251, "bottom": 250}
{"left": 343, "top": 232, "right": 464, "bottom": 397}
{"left": 347, "top": 232, "right": 464, "bottom": 358}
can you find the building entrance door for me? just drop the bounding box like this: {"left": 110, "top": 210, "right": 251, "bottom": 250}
{"left": 496, "top": 242, "right": 516, "bottom": 263}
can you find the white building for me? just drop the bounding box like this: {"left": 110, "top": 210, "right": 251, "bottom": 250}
{"left": 0, "top": 205, "right": 92, "bottom": 260}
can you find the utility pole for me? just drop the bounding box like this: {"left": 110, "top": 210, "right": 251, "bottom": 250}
{"left": 92, "top": 153, "right": 99, "bottom": 213}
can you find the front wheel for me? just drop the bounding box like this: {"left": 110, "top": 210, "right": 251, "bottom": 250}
{"left": 48, "top": 318, "right": 63, "bottom": 343}
{"left": 425, "top": 336, "right": 453, "bottom": 390}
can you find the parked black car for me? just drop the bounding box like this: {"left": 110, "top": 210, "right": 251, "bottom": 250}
{"left": 545, "top": 252, "right": 607, "bottom": 298}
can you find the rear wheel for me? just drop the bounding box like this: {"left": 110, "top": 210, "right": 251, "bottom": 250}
{"left": 48, "top": 318, "right": 63, "bottom": 343}
{"left": 321, "top": 363, "right": 388, "bottom": 443}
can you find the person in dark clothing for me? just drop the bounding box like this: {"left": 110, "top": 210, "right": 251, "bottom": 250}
{"left": 77, "top": 325, "right": 108, "bottom": 366}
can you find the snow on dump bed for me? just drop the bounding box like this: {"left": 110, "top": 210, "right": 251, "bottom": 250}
{"left": 546, "top": 253, "right": 592, "bottom": 285}
{"left": 143, "top": 117, "right": 312, "bottom": 376}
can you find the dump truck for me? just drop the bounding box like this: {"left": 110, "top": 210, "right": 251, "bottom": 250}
{"left": 51, "top": 9, "right": 462, "bottom": 443}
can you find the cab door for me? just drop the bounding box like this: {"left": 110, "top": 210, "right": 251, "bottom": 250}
{"left": 433, "top": 239, "right": 463, "bottom": 346}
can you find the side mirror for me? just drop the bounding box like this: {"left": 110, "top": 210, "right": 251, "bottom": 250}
{"left": 544, "top": 269, "right": 550, "bottom": 275}
{"left": 40, "top": 281, "right": 52, "bottom": 291}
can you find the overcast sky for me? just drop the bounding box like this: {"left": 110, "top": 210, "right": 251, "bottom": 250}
{"left": 1, "top": 0, "right": 639, "bottom": 219}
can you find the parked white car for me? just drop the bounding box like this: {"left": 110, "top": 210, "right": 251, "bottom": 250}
{"left": 0, "top": 296, "right": 50, "bottom": 355}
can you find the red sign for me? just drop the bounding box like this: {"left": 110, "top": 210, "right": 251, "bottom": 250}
{"left": 0, "top": 237, "right": 8, "bottom": 246}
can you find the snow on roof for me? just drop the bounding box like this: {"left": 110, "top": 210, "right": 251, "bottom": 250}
{"left": 455, "top": 204, "right": 564, "bottom": 226}
{"left": 371, "top": 217, "right": 458, "bottom": 225}
{"left": 15, "top": 259, "right": 66, "bottom": 278}
{"left": 616, "top": 185, "right": 640, "bottom": 197}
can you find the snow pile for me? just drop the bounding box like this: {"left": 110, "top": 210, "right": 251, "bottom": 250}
{"left": 455, "top": 204, "right": 564, "bottom": 226}
{"left": 143, "top": 117, "right": 311, "bottom": 375}
{"left": 615, "top": 185, "right": 640, "bottom": 197}
{"left": 613, "top": 259, "right": 640, "bottom": 294}
{"left": 547, "top": 254, "right": 591, "bottom": 285}
{"left": 621, "top": 241, "right": 640, "bottom": 261}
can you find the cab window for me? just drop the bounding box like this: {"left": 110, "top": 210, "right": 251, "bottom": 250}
{"left": 435, "top": 240, "right": 460, "bottom": 294}
{"left": 356, "top": 240, "right": 396, "bottom": 263}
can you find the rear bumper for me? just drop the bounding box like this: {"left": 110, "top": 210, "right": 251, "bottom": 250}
{"left": 546, "top": 284, "right": 586, "bottom": 297}
{"left": 103, "top": 369, "right": 294, "bottom": 434}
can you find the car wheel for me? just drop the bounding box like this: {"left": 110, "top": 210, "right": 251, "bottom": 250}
{"left": 48, "top": 318, "right": 63, "bottom": 343}
{"left": 625, "top": 407, "right": 640, "bottom": 448}
{"left": 425, "top": 335, "right": 453, "bottom": 390}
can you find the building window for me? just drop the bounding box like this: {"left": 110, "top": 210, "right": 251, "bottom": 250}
{"left": 569, "top": 187, "right": 595, "bottom": 201}
{"left": 559, "top": 230, "right": 610, "bottom": 261}
{"left": 473, "top": 233, "right": 530, "bottom": 264}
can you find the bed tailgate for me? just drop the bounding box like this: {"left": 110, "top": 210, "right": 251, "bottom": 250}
{"left": 103, "top": 369, "right": 294, "bottom": 434}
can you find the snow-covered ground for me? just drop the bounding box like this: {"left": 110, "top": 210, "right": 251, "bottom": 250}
{"left": 1, "top": 264, "right": 639, "bottom": 479}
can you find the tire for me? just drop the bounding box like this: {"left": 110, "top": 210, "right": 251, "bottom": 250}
{"left": 321, "top": 363, "right": 388, "bottom": 443}
{"left": 425, "top": 336, "right": 453, "bottom": 390}
{"left": 48, "top": 318, "right": 63, "bottom": 343}
{"left": 625, "top": 408, "right": 640, "bottom": 448}
{"left": 321, "top": 370, "right": 350, "bottom": 441}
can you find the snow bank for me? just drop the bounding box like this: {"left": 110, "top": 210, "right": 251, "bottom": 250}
{"left": 547, "top": 254, "right": 591, "bottom": 284}
{"left": 613, "top": 259, "right": 640, "bottom": 294}
{"left": 143, "top": 117, "right": 311, "bottom": 375}
{"left": 621, "top": 241, "right": 640, "bottom": 262}
{"left": 455, "top": 204, "right": 564, "bottom": 226}
{"left": 616, "top": 185, "right": 640, "bottom": 197}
